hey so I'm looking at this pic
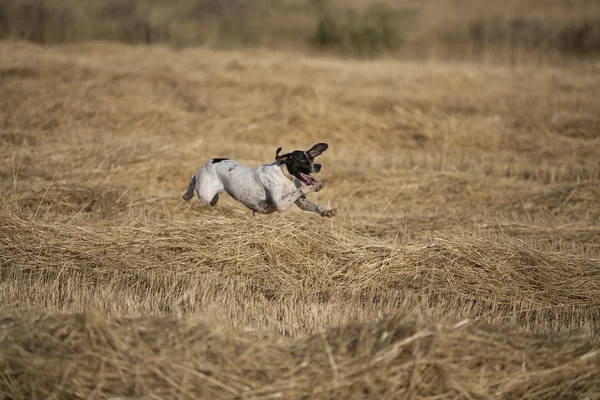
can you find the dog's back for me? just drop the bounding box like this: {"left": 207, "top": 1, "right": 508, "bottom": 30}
{"left": 184, "top": 158, "right": 285, "bottom": 212}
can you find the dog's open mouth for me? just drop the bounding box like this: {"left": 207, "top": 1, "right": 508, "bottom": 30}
{"left": 299, "top": 172, "right": 319, "bottom": 186}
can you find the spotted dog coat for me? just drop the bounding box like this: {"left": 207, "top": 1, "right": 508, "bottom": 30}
{"left": 183, "top": 143, "right": 337, "bottom": 217}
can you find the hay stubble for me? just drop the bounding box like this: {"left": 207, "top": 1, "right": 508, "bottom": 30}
{"left": 1, "top": 40, "right": 599, "bottom": 398}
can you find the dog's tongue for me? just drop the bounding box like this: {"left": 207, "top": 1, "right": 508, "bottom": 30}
{"left": 300, "top": 173, "right": 319, "bottom": 185}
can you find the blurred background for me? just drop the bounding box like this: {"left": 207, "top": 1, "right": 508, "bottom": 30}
{"left": 1, "top": 0, "right": 599, "bottom": 64}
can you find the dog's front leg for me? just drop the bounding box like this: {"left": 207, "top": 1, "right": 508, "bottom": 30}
{"left": 295, "top": 196, "right": 337, "bottom": 218}
{"left": 274, "top": 182, "right": 324, "bottom": 211}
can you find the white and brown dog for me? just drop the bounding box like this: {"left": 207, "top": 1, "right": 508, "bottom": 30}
{"left": 183, "top": 143, "right": 337, "bottom": 217}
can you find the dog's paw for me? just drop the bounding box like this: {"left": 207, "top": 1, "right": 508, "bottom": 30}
{"left": 321, "top": 208, "right": 337, "bottom": 218}
{"left": 312, "top": 181, "right": 325, "bottom": 192}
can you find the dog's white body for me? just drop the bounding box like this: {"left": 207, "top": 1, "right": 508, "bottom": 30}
{"left": 187, "top": 159, "right": 323, "bottom": 215}
{"left": 184, "top": 143, "right": 337, "bottom": 217}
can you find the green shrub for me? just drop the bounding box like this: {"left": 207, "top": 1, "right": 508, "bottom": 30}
{"left": 311, "top": 4, "right": 402, "bottom": 56}
{"left": 312, "top": 13, "right": 341, "bottom": 47}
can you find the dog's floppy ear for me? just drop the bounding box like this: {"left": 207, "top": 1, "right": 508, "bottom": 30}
{"left": 307, "top": 143, "right": 328, "bottom": 158}
{"left": 275, "top": 147, "right": 292, "bottom": 162}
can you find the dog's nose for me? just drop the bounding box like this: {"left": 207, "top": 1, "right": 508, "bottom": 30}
{"left": 314, "top": 163, "right": 322, "bottom": 172}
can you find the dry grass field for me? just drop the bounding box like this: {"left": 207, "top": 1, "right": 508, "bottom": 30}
{"left": 1, "top": 13, "right": 600, "bottom": 399}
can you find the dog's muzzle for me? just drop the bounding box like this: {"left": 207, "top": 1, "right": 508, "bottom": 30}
{"left": 312, "top": 163, "right": 322, "bottom": 173}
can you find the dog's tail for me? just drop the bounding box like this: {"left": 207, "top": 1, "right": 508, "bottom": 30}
{"left": 182, "top": 175, "right": 197, "bottom": 201}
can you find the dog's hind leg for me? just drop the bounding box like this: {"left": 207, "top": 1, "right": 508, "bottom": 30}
{"left": 184, "top": 168, "right": 222, "bottom": 205}
{"left": 183, "top": 176, "right": 197, "bottom": 201}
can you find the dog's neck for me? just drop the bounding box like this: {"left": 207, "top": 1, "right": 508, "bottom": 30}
{"left": 279, "top": 164, "right": 295, "bottom": 182}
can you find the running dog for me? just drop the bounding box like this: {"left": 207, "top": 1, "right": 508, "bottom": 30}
{"left": 183, "top": 143, "right": 337, "bottom": 217}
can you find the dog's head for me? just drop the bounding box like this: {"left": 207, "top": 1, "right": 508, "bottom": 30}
{"left": 275, "top": 143, "right": 328, "bottom": 185}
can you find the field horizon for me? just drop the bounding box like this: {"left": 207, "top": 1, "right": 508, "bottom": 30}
{"left": 2, "top": 0, "right": 600, "bottom": 64}
{"left": 1, "top": 37, "right": 600, "bottom": 398}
